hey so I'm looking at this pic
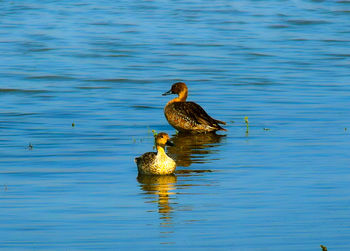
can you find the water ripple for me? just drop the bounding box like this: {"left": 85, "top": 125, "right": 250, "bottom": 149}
{"left": 0, "top": 88, "right": 48, "bottom": 94}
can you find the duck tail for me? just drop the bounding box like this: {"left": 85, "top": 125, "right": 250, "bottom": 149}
{"left": 218, "top": 126, "right": 227, "bottom": 131}
{"left": 214, "top": 119, "right": 226, "bottom": 125}
{"left": 214, "top": 122, "right": 227, "bottom": 131}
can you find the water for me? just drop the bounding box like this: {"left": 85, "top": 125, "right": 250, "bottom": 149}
{"left": 1, "top": 0, "right": 350, "bottom": 250}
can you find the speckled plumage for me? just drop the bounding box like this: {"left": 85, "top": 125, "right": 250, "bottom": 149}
{"left": 163, "top": 82, "right": 227, "bottom": 133}
{"left": 135, "top": 133, "right": 176, "bottom": 175}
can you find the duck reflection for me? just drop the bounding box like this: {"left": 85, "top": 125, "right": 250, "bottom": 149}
{"left": 137, "top": 132, "right": 224, "bottom": 235}
{"left": 137, "top": 174, "right": 177, "bottom": 221}
{"left": 166, "top": 132, "right": 226, "bottom": 167}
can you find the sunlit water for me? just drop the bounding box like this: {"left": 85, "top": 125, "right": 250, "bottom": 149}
{"left": 1, "top": 1, "right": 350, "bottom": 250}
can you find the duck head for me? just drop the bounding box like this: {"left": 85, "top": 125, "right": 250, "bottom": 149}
{"left": 162, "top": 82, "right": 188, "bottom": 101}
{"left": 155, "top": 132, "right": 174, "bottom": 147}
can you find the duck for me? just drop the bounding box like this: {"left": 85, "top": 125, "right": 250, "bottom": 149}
{"left": 163, "top": 82, "right": 227, "bottom": 133}
{"left": 135, "top": 132, "right": 176, "bottom": 175}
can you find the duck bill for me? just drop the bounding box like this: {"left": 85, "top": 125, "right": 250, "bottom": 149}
{"left": 162, "top": 90, "right": 173, "bottom": 96}
{"left": 166, "top": 140, "right": 174, "bottom": 146}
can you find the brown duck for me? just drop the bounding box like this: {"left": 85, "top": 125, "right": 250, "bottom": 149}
{"left": 163, "top": 82, "right": 227, "bottom": 133}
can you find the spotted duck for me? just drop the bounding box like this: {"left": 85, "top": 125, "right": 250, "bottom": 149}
{"left": 135, "top": 132, "right": 176, "bottom": 175}
{"left": 163, "top": 82, "right": 227, "bottom": 133}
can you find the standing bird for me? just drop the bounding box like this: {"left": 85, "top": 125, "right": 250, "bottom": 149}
{"left": 135, "top": 132, "right": 176, "bottom": 175}
{"left": 163, "top": 82, "right": 227, "bottom": 133}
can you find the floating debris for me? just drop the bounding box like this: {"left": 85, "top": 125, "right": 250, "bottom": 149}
{"left": 151, "top": 129, "right": 158, "bottom": 137}
{"left": 263, "top": 128, "right": 270, "bottom": 131}
{"left": 244, "top": 116, "right": 249, "bottom": 134}
{"left": 72, "top": 122, "right": 75, "bottom": 127}
{"left": 28, "top": 143, "right": 33, "bottom": 150}
{"left": 151, "top": 129, "right": 158, "bottom": 150}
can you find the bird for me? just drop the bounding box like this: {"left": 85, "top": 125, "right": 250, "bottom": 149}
{"left": 163, "top": 82, "right": 227, "bottom": 133}
{"left": 135, "top": 132, "right": 176, "bottom": 175}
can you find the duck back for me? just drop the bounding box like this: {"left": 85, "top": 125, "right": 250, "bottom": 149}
{"left": 164, "top": 101, "right": 226, "bottom": 133}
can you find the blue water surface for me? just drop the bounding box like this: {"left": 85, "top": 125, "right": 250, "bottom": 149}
{"left": 1, "top": 0, "right": 350, "bottom": 250}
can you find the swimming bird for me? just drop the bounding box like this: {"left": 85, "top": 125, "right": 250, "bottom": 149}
{"left": 135, "top": 132, "right": 176, "bottom": 175}
{"left": 163, "top": 82, "right": 227, "bottom": 133}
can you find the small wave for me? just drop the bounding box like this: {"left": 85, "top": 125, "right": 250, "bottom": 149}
{"left": 91, "top": 22, "right": 113, "bottom": 26}
{"left": 247, "top": 52, "right": 274, "bottom": 57}
{"left": 26, "top": 75, "right": 76, "bottom": 81}
{"left": 84, "top": 78, "right": 153, "bottom": 84}
{"left": 323, "top": 39, "right": 349, "bottom": 42}
{"left": 287, "top": 19, "right": 330, "bottom": 25}
{"left": 334, "top": 9, "right": 350, "bottom": 14}
{"left": 169, "top": 42, "right": 223, "bottom": 47}
{"left": 0, "top": 112, "right": 39, "bottom": 116}
{"left": 268, "top": 24, "right": 289, "bottom": 29}
{"left": 290, "top": 38, "right": 309, "bottom": 41}
{"left": 28, "top": 48, "right": 54, "bottom": 52}
{"left": 76, "top": 86, "right": 112, "bottom": 90}
{"left": 131, "top": 105, "right": 157, "bottom": 110}
{"left": 0, "top": 88, "right": 48, "bottom": 93}
{"left": 105, "top": 54, "right": 132, "bottom": 58}
{"left": 73, "top": 53, "right": 105, "bottom": 58}
{"left": 325, "top": 53, "right": 350, "bottom": 58}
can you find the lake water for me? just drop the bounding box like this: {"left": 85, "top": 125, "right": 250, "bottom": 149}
{"left": 1, "top": 0, "right": 350, "bottom": 250}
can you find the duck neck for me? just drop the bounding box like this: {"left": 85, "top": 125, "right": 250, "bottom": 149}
{"left": 168, "top": 90, "right": 188, "bottom": 105}
{"left": 156, "top": 145, "right": 167, "bottom": 156}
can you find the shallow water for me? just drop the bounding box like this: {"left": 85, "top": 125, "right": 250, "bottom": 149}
{"left": 1, "top": 0, "right": 350, "bottom": 250}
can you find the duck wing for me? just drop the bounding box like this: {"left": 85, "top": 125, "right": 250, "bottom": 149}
{"left": 172, "top": 102, "right": 226, "bottom": 128}
{"left": 135, "top": 152, "right": 156, "bottom": 165}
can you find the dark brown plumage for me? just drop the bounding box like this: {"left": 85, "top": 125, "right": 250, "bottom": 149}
{"left": 163, "top": 82, "right": 227, "bottom": 133}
